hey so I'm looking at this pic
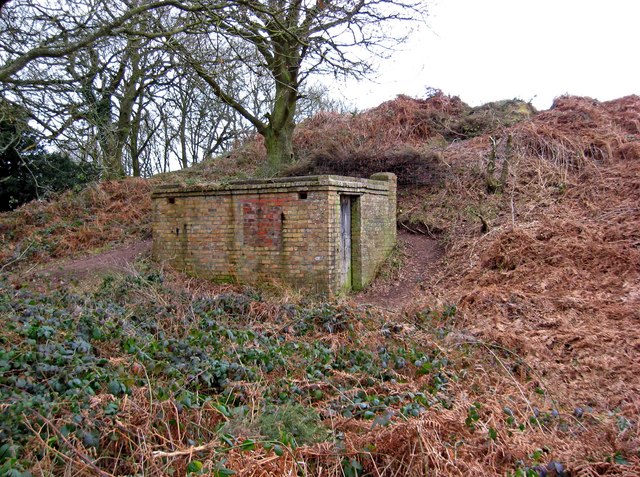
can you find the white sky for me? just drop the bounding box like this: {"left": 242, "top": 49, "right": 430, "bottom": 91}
{"left": 335, "top": 0, "right": 640, "bottom": 111}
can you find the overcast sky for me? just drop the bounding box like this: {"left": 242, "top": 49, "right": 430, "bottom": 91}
{"left": 335, "top": 0, "right": 640, "bottom": 111}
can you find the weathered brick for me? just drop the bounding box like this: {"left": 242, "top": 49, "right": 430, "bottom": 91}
{"left": 151, "top": 174, "right": 396, "bottom": 295}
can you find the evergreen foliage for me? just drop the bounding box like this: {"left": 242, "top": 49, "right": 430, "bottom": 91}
{"left": 0, "top": 102, "right": 99, "bottom": 211}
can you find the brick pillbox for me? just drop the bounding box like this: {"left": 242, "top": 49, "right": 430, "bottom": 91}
{"left": 152, "top": 173, "right": 396, "bottom": 295}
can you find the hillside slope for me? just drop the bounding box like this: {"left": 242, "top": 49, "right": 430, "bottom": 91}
{"left": 0, "top": 94, "right": 638, "bottom": 475}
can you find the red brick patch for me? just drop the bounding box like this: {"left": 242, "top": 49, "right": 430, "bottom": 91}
{"left": 242, "top": 202, "right": 282, "bottom": 248}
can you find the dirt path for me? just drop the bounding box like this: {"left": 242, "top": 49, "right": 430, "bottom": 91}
{"left": 28, "top": 240, "right": 152, "bottom": 283}
{"left": 17, "top": 232, "right": 441, "bottom": 311}
{"left": 355, "top": 230, "right": 443, "bottom": 311}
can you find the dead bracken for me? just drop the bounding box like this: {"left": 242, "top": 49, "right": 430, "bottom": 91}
{"left": 1, "top": 94, "right": 639, "bottom": 476}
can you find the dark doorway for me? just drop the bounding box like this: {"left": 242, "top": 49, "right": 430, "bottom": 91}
{"left": 340, "top": 195, "right": 352, "bottom": 290}
{"left": 340, "top": 194, "right": 363, "bottom": 291}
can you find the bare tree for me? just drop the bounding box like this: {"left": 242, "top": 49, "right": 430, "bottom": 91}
{"left": 1, "top": 1, "right": 186, "bottom": 177}
{"left": 160, "top": 63, "right": 250, "bottom": 169}
{"left": 161, "top": 0, "right": 427, "bottom": 171}
{"left": 1, "top": 0, "right": 426, "bottom": 177}
{"left": 0, "top": 0, "right": 202, "bottom": 82}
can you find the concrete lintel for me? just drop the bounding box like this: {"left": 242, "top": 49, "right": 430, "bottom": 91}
{"left": 152, "top": 174, "right": 392, "bottom": 199}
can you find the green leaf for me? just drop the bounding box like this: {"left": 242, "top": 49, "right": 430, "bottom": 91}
{"left": 342, "top": 458, "right": 363, "bottom": 477}
{"left": 214, "top": 468, "right": 236, "bottom": 477}
{"left": 213, "top": 403, "right": 232, "bottom": 417}
{"left": 273, "top": 444, "right": 284, "bottom": 456}
{"left": 529, "top": 449, "right": 543, "bottom": 462}
{"left": 372, "top": 412, "right": 392, "bottom": 428}
{"left": 186, "top": 460, "right": 203, "bottom": 473}
{"left": 240, "top": 439, "right": 255, "bottom": 451}
{"left": 418, "top": 361, "right": 432, "bottom": 375}
{"left": 0, "top": 443, "right": 15, "bottom": 460}
{"left": 488, "top": 427, "right": 497, "bottom": 441}
{"left": 104, "top": 401, "right": 119, "bottom": 416}
{"left": 613, "top": 452, "right": 629, "bottom": 465}
{"left": 82, "top": 431, "right": 100, "bottom": 448}
{"left": 107, "top": 380, "right": 123, "bottom": 395}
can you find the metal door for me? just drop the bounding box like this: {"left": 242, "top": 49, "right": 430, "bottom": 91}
{"left": 340, "top": 195, "right": 352, "bottom": 289}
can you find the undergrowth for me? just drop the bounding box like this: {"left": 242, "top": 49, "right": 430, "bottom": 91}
{"left": 2, "top": 257, "right": 634, "bottom": 475}
{"left": 0, "top": 179, "right": 152, "bottom": 270}
{"left": 0, "top": 266, "right": 458, "bottom": 475}
{"left": 1, "top": 94, "right": 639, "bottom": 475}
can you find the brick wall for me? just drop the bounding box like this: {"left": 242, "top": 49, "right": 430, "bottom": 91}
{"left": 152, "top": 174, "right": 396, "bottom": 295}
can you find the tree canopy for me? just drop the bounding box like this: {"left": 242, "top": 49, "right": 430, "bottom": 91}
{"left": 0, "top": 0, "right": 427, "bottom": 176}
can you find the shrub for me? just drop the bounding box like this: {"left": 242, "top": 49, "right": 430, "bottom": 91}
{"left": 0, "top": 100, "right": 99, "bottom": 211}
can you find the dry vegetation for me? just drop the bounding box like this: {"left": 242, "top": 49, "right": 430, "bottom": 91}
{"left": 0, "top": 178, "right": 152, "bottom": 270}
{"left": 0, "top": 93, "right": 639, "bottom": 476}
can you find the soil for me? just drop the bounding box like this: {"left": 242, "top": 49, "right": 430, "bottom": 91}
{"left": 12, "top": 231, "right": 440, "bottom": 311}
{"left": 24, "top": 240, "right": 152, "bottom": 284}
{"left": 355, "top": 230, "right": 443, "bottom": 311}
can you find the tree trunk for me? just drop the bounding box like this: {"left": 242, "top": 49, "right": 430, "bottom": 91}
{"left": 104, "top": 145, "right": 126, "bottom": 179}
{"left": 262, "top": 58, "right": 298, "bottom": 173}
{"left": 179, "top": 109, "right": 188, "bottom": 169}
{"left": 97, "top": 130, "right": 125, "bottom": 179}
{"left": 263, "top": 122, "right": 295, "bottom": 172}
{"left": 130, "top": 114, "right": 141, "bottom": 177}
